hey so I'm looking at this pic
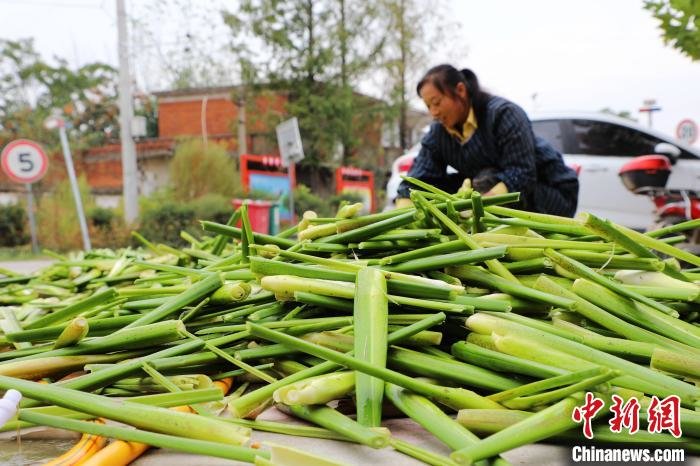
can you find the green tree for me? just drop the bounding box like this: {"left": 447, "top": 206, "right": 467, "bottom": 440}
{"left": 644, "top": 0, "right": 700, "bottom": 60}
{"left": 222, "top": 0, "right": 389, "bottom": 169}
{"left": 0, "top": 38, "right": 119, "bottom": 149}
{"left": 380, "top": 0, "right": 465, "bottom": 150}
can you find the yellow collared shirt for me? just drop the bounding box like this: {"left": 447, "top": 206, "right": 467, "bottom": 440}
{"left": 445, "top": 106, "right": 478, "bottom": 145}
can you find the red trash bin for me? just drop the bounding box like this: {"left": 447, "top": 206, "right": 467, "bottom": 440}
{"left": 231, "top": 199, "right": 273, "bottom": 234}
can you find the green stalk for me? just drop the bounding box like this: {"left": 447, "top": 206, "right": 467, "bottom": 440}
{"left": 446, "top": 266, "right": 575, "bottom": 309}
{"left": 0, "top": 375, "right": 250, "bottom": 444}
{"left": 450, "top": 395, "right": 582, "bottom": 465}
{"left": 2, "top": 387, "right": 224, "bottom": 432}
{"left": 481, "top": 213, "right": 591, "bottom": 236}
{"left": 209, "top": 282, "right": 252, "bottom": 304}
{"left": 646, "top": 218, "right": 700, "bottom": 238}
{"left": 353, "top": 267, "right": 388, "bottom": 427}
{"left": 456, "top": 409, "right": 531, "bottom": 434}
{"left": 211, "top": 209, "right": 241, "bottom": 255}
{"left": 301, "top": 242, "right": 349, "bottom": 253}
{"left": 200, "top": 220, "right": 296, "bottom": 248}
{"left": 533, "top": 275, "right": 689, "bottom": 350}
{"left": 184, "top": 331, "right": 276, "bottom": 383}
{"left": 124, "top": 273, "right": 223, "bottom": 328}
{"left": 228, "top": 313, "right": 446, "bottom": 418}
{"left": 560, "top": 250, "right": 664, "bottom": 271}
{"left": 451, "top": 341, "right": 564, "bottom": 378}
{"left": 50, "top": 339, "right": 207, "bottom": 395}
{"left": 580, "top": 213, "right": 655, "bottom": 257}
{"left": 297, "top": 222, "right": 339, "bottom": 241}
{"left": 543, "top": 248, "right": 680, "bottom": 317}
{"left": 412, "top": 191, "right": 517, "bottom": 283}
{"left": 53, "top": 317, "right": 89, "bottom": 349}
{"left": 19, "top": 411, "right": 264, "bottom": 463}
{"left": 487, "top": 367, "right": 606, "bottom": 403}
{"left": 354, "top": 239, "right": 426, "bottom": 250}
{"left": 254, "top": 244, "right": 463, "bottom": 294}
{"left": 253, "top": 256, "right": 454, "bottom": 300}
{"left": 572, "top": 279, "right": 700, "bottom": 350}
{"left": 25, "top": 288, "right": 118, "bottom": 329}
{"left": 318, "top": 211, "right": 420, "bottom": 244}
{"left": 370, "top": 228, "right": 443, "bottom": 241}
{"left": 615, "top": 222, "right": 700, "bottom": 267}
{"left": 468, "top": 313, "right": 700, "bottom": 403}
{"left": 473, "top": 233, "right": 614, "bottom": 251}
{"left": 485, "top": 205, "right": 583, "bottom": 227}
{"left": 140, "top": 362, "right": 184, "bottom": 392}
{"left": 500, "top": 369, "right": 618, "bottom": 410}
{"left": 273, "top": 371, "right": 355, "bottom": 405}
{"left": 621, "top": 284, "right": 699, "bottom": 302}
{"left": 1, "top": 308, "right": 30, "bottom": 349}
{"left": 133, "top": 260, "right": 207, "bottom": 277}
{"left": 263, "top": 275, "right": 468, "bottom": 313}
{"left": 378, "top": 239, "right": 465, "bottom": 265}
{"left": 247, "top": 322, "right": 503, "bottom": 410}
{"left": 551, "top": 318, "right": 656, "bottom": 358}
{"left": 393, "top": 439, "right": 461, "bottom": 466}
{"left": 0, "top": 352, "right": 140, "bottom": 380}
{"left": 452, "top": 295, "right": 511, "bottom": 312}
{"left": 651, "top": 346, "right": 700, "bottom": 378}
{"left": 382, "top": 246, "right": 507, "bottom": 273}
{"left": 224, "top": 417, "right": 348, "bottom": 441}
{"left": 5, "top": 320, "right": 186, "bottom": 363}
{"left": 388, "top": 346, "right": 519, "bottom": 392}
{"left": 286, "top": 404, "right": 390, "bottom": 449}
{"left": 384, "top": 384, "right": 480, "bottom": 452}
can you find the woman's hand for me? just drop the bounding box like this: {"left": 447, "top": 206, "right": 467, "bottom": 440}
{"left": 484, "top": 181, "right": 508, "bottom": 196}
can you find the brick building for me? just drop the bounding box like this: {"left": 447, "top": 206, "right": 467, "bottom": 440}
{"left": 1, "top": 86, "right": 430, "bottom": 208}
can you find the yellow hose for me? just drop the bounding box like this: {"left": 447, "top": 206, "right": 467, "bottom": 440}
{"left": 42, "top": 419, "right": 106, "bottom": 466}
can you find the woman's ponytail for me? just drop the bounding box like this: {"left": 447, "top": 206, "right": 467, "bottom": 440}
{"left": 460, "top": 68, "right": 479, "bottom": 95}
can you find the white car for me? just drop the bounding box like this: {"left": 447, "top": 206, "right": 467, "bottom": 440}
{"left": 384, "top": 112, "right": 700, "bottom": 229}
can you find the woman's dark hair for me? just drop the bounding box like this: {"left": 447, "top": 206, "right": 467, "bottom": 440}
{"left": 416, "top": 64, "right": 492, "bottom": 122}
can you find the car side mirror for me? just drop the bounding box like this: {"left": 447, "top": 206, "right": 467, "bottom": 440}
{"left": 654, "top": 142, "right": 681, "bottom": 164}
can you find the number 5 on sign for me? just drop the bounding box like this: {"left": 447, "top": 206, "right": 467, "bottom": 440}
{"left": 1, "top": 139, "right": 49, "bottom": 253}
{"left": 1, "top": 139, "right": 49, "bottom": 184}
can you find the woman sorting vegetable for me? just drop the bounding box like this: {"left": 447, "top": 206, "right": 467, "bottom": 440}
{"left": 396, "top": 64, "right": 579, "bottom": 217}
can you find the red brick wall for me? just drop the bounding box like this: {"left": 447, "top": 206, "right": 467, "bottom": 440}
{"left": 159, "top": 98, "right": 238, "bottom": 138}
{"left": 85, "top": 156, "right": 122, "bottom": 191}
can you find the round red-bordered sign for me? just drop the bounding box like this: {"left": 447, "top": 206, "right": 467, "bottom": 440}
{"left": 1, "top": 139, "right": 49, "bottom": 184}
{"left": 676, "top": 119, "right": 698, "bottom": 145}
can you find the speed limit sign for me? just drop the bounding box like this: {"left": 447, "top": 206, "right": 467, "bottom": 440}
{"left": 1, "top": 139, "right": 49, "bottom": 184}
{"left": 676, "top": 119, "right": 698, "bottom": 145}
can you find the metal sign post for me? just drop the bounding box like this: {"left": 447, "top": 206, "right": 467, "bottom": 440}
{"left": 25, "top": 183, "right": 39, "bottom": 253}
{"left": 1, "top": 139, "right": 49, "bottom": 253}
{"left": 639, "top": 99, "right": 662, "bottom": 128}
{"left": 276, "top": 117, "right": 305, "bottom": 220}
{"left": 57, "top": 122, "right": 91, "bottom": 251}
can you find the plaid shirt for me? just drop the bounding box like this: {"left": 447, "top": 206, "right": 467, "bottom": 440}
{"left": 397, "top": 96, "right": 579, "bottom": 216}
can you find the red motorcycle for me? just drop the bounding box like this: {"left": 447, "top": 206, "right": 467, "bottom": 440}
{"left": 619, "top": 155, "right": 700, "bottom": 248}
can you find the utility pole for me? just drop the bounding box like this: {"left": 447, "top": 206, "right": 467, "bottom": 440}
{"left": 117, "top": 0, "right": 139, "bottom": 224}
